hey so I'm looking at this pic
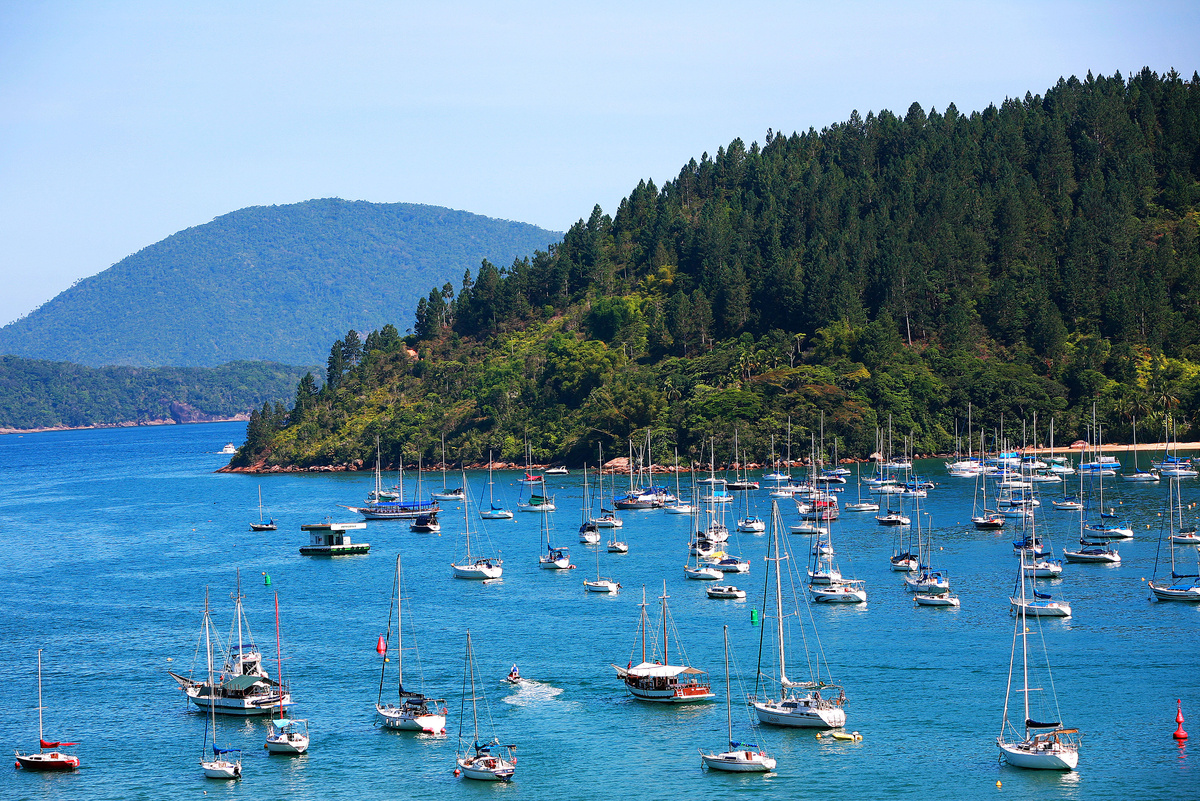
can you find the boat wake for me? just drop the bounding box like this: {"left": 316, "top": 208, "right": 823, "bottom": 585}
{"left": 503, "top": 680, "right": 564, "bottom": 707}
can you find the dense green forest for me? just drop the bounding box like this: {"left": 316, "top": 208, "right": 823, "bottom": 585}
{"left": 0, "top": 200, "right": 560, "bottom": 368}
{"left": 236, "top": 70, "right": 1200, "bottom": 470}
{"left": 0, "top": 357, "right": 312, "bottom": 430}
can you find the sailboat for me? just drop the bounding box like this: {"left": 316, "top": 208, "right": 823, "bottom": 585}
{"left": 451, "top": 472, "right": 503, "bottom": 579}
{"left": 736, "top": 446, "right": 765, "bottom": 532}
{"left": 432, "top": 434, "right": 467, "bottom": 500}
{"left": 685, "top": 538, "right": 723, "bottom": 580}
{"left": 14, "top": 650, "right": 79, "bottom": 771}
{"left": 972, "top": 438, "right": 1006, "bottom": 529}
{"left": 612, "top": 585, "right": 715, "bottom": 703}
{"left": 573, "top": 464, "right": 600, "bottom": 544}
{"left": 454, "top": 630, "right": 516, "bottom": 781}
{"left": 250, "top": 484, "right": 277, "bottom": 531}
{"left": 1009, "top": 549, "right": 1072, "bottom": 617}
{"left": 265, "top": 592, "right": 309, "bottom": 754}
{"left": 1122, "top": 416, "right": 1159, "bottom": 482}
{"left": 198, "top": 589, "right": 242, "bottom": 779}
{"left": 376, "top": 554, "right": 448, "bottom": 732}
{"left": 348, "top": 443, "right": 439, "bottom": 520}
{"left": 539, "top": 474, "right": 573, "bottom": 566}
{"left": 517, "top": 474, "right": 556, "bottom": 512}
{"left": 903, "top": 506, "right": 950, "bottom": 594}
{"left": 1148, "top": 476, "right": 1200, "bottom": 601}
{"left": 845, "top": 460, "right": 879, "bottom": 512}
{"left": 479, "top": 451, "right": 514, "bottom": 519}
{"left": 1082, "top": 420, "right": 1133, "bottom": 540}
{"left": 583, "top": 531, "right": 620, "bottom": 593}
{"left": 753, "top": 501, "right": 848, "bottom": 727}
{"left": 590, "top": 447, "right": 624, "bottom": 528}
{"left": 997, "top": 553, "right": 1081, "bottom": 770}
{"left": 664, "top": 448, "right": 694, "bottom": 515}
{"left": 700, "top": 625, "right": 777, "bottom": 773}
{"left": 169, "top": 572, "right": 292, "bottom": 715}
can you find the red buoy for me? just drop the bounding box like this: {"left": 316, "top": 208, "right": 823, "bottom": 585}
{"left": 1174, "top": 699, "right": 1188, "bottom": 741}
{"left": 376, "top": 634, "right": 386, "bottom": 655}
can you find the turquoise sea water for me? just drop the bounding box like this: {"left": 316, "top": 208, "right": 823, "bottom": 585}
{"left": 0, "top": 421, "right": 1197, "bottom": 801}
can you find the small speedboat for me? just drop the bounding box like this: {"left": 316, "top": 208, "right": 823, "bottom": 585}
{"left": 503, "top": 666, "right": 523, "bottom": 684}
{"left": 706, "top": 585, "right": 747, "bottom": 599}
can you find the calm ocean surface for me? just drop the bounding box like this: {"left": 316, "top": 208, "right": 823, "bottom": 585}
{"left": 1, "top": 421, "right": 1197, "bottom": 800}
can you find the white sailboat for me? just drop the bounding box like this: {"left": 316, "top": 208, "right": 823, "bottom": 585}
{"left": 1009, "top": 549, "right": 1072, "bottom": 617}
{"left": 753, "top": 501, "right": 848, "bottom": 727}
{"left": 14, "top": 650, "right": 79, "bottom": 772}
{"left": 663, "top": 448, "right": 694, "bottom": 515}
{"left": 454, "top": 630, "right": 516, "bottom": 781}
{"left": 700, "top": 625, "right": 777, "bottom": 773}
{"left": 265, "top": 592, "right": 309, "bottom": 754}
{"left": 432, "top": 434, "right": 467, "bottom": 501}
{"left": 583, "top": 531, "right": 620, "bottom": 593}
{"left": 998, "top": 555, "right": 1081, "bottom": 770}
{"left": 376, "top": 554, "right": 448, "bottom": 732}
{"left": 539, "top": 479, "right": 573, "bottom": 567}
{"left": 1149, "top": 476, "right": 1200, "bottom": 601}
{"left": 452, "top": 472, "right": 503, "bottom": 579}
{"left": 479, "top": 451, "right": 513, "bottom": 519}
{"left": 198, "top": 589, "right": 242, "bottom": 779}
{"left": 590, "top": 447, "right": 624, "bottom": 528}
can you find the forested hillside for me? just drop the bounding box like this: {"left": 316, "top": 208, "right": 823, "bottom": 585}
{"left": 0, "top": 357, "right": 311, "bottom": 431}
{"left": 0, "top": 200, "right": 560, "bottom": 368}
{"left": 236, "top": 70, "right": 1200, "bottom": 470}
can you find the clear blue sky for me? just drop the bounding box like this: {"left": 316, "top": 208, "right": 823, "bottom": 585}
{"left": 1, "top": 1, "right": 1196, "bottom": 326}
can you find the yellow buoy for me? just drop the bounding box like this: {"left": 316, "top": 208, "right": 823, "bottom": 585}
{"left": 996, "top": 780, "right": 1002, "bottom": 788}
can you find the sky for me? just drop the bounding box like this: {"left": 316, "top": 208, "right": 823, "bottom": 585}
{"left": 1, "top": 1, "right": 1198, "bottom": 326}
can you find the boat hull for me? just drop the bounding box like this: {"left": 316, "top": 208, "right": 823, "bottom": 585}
{"left": 999, "top": 741, "right": 1078, "bottom": 770}
{"left": 753, "top": 701, "right": 845, "bottom": 728}
{"left": 457, "top": 756, "right": 515, "bottom": 781}
{"left": 700, "top": 750, "right": 776, "bottom": 772}
{"left": 1148, "top": 580, "right": 1200, "bottom": 601}
{"left": 452, "top": 562, "right": 503, "bottom": 579}
{"left": 15, "top": 752, "right": 79, "bottom": 771}
{"left": 201, "top": 759, "right": 241, "bottom": 779}
{"left": 583, "top": 579, "right": 619, "bottom": 593}
{"left": 376, "top": 704, "right": 446, "bottom": 733}
{"left": 264, "top": 733, "right": 309, "bottom": 754}
{"left": 479, "top": 510, "right": 514, "bottom": 520}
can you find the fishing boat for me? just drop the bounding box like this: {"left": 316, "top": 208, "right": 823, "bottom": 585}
{"left": 753, "top": 501, "right": 848, "bottom": 727}
{"left": 479, "top": 451, "right": 514, "bottom": 519}
{"left": 250, "top": 485, "right": 277, "bottom": 531}
{"left": 431, "top": 434, "right": 467, "bottom": 501}
{"left": 196, "top": 590, "right": 243, "bottom": 779}
{"left": 375, "top": 554, "right": 448, "bottom": 733}
{"left": 299, "top": 520, "right": 371, "bottom": 555}
{"left": 14, "top": 650, "right": 79, "bottom": 772}
{"left": 612, "top": 585, "right": 715, "bottom": 703}
{"left": 454, "top": 630, "right": 516, "bottom": 781}
{"left": 700, "top": 625, "right": 777, "bottom": 773}
{"left": 1149, "top": 476, "right": 1200, "bottom": 601}
{"left": 264, "top": 592, "right": 310, "bottom": 754}
{"left": 998, "top": 553, "right": 1081, "bottom": 770}
{"left": 170, "top": 574, "right": 292, "bottom": 716}
{"left": 452, "top": 472, "right": 503, "bottom": 579}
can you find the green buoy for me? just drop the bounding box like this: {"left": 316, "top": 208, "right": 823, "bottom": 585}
{"left": 750, "top": 608, "right": 759, "bottom": 626}
{"left": 262, "top": 571, "right": 271, "bottom": 586}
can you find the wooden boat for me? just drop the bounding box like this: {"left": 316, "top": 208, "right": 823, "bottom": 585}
{"left": 612, "top": 585, "right": 714, "bottom": 703}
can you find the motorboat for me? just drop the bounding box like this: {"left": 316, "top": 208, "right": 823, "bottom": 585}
{"left": 706, "top": 585, "right": 747, "bottom": 599}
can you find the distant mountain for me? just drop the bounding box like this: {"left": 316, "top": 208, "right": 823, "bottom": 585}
{"left": 0, "top": 199, "right": 561, "bottom": 367}
{"left": 0, "top": 355, "right": 312, "bottom": 431}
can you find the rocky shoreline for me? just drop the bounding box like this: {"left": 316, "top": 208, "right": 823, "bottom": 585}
{"left": 1, "top": 413, "right": 250, "bottom": 436}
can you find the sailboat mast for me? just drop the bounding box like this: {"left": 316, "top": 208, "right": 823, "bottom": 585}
{"left": 274, "top": 592, "right": 283, "bottom": 718}
{"left": 661, "top": 582, "right": 669, "bottom": 667}
{"left": 772, "top": 507, "right": 788, "bottom": 686}
{"left": 397, "top": 556, "right": 404, "bottom": 692}
{"left": 723, "top": 625, "right": 732, "bottom": 747}
{"left": 37, "top": 648, "right": 44, "bottom": 745}
{"left": 1020, "top": 550, "right": 1030, "bottom": 739}
{"left": 639, "top": 587, "right": 647, "bottom": 665}
{"left": 234, "top": 570, "right": 244, "bottom": 673}
{"left": 467, "top": 630, "right": 480, "bottom": 744}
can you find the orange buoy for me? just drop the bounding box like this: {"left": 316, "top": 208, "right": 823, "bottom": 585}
{"left": 1174, "top": 699, "right": 1188, "bottom": 740}
{"left": 376, "top": 634, "right": 386, "bottom": 655}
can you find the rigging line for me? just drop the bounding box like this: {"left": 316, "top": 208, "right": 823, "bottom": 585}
{"left": 377, "top": 554, "right": 399, "bottom": 704}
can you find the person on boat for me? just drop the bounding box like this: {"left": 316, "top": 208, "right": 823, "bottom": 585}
{"left": 507, "top": 664, "right": 520, "bottom": 681}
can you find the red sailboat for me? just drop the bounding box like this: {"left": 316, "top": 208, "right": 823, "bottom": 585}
{"left": 15, "top": 650, "right": 79, "bottom": 771}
